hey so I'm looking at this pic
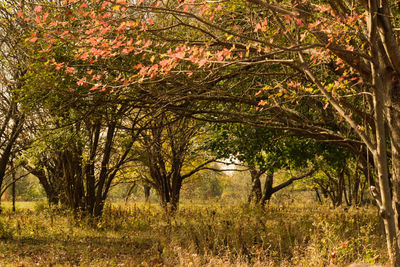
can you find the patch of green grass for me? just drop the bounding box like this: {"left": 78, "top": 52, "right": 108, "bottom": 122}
{"left": 1, "top": 201, "right": 37, "bottom": 211}
{"left": 0, "top": 202, "right": 387, "bottom": 266}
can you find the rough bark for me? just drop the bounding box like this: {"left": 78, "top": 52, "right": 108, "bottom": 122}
{"left": 384, "top": 56, "right": 400, "bottom": 251}
{"left": 371, "top": 63, "right": 400, "bottom": 265}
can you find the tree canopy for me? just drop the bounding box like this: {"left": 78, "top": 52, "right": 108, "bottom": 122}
{"left": 2, "top": 0, "right": 400, "bottom": 264}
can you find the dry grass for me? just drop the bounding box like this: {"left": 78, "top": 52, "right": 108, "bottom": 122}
{"left": 0, "top": 201, "right": 387, "bottom": 266}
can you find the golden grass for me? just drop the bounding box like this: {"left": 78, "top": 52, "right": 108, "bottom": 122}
{"left": 0, "top": 201, "right": 387, "bottom": 266}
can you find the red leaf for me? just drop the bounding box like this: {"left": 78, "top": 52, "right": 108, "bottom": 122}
{"left": 147, "top": 17, "right": 154, "bottom": 25}
{"left": 55, "top": 62, "right": 65, "bottom": 70}
{"left": 77, "top": 78, "right": 87, "bottom": 86}
{"left": 81, "top": 52, "right": 89, "bottom": 60}
{"left": 34, "top": 5, "right": 42, "bottom": 13}
{"left": 295, "top": 19, "right": 304, "bottom": 26}
{"left": 43, "top": 12, "right": 49, "bottom": 22}
{"left": 65, "top": 67, "right": 75, "bottom": 73}
{"left": 90, "top": 84, "right": 100, "bottom": 91}
{"left": 27, "top": 37, "right": 38, "bottom": 43}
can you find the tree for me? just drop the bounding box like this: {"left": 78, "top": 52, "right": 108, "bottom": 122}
{"left": 20, "top": 52, "right": 148, "bottom": 217}
{"left": 0, "top": 1, "right": 34, "bottom": 211}
{"left": 311, "top": 147, "right": 369, "bottom": 207}
{"left": 135, "top": 113, "right": 215, "bottom": 211}
{"left": 21, "top": 0, "right": 400, "bottom": 262}
{"left": 207, "top": 123, "right": 320, "bottom": 204}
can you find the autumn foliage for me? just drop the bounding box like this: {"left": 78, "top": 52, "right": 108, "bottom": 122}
{"left": 6, "top": 0, "right": 400, "bottom": 265}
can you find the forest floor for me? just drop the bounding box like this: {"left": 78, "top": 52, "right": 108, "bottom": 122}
{"left": 0, "top": 201, "right": 388, "bottom": 266}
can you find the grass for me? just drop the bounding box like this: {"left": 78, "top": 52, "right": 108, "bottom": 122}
{"left": 0, "top": 201, "right": 37, "bottom": 211}
{"left": 0, "top": 201, "right": 387, "bottom": 266}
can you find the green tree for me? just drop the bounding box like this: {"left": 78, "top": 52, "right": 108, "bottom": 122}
{"left": 19, "top": 49, "right": 146, "bottom": 217}
{"left": 207, "top": 124, "right": 316, "bottom": 205}
{"left": 135, "top": 113, "right": 216, "bottom": 211}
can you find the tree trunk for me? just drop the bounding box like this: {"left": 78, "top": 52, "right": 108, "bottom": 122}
{"left": 85, "top": 161, "right": 96, "bottom": 215}
{"left": 62, "top": 150, "right": 85, "bottom": 214}
{"left": 314, "top": 187, "right": 322, "bottom": 204}
{"left": 144, "top": 185, "right": 151, "bottom": 202}
{"left": 385, "top": 70, "right": 400, "bottom": 248}
{"left": 169, "top": 176, "right": 182, "bottom": 212}
{"left": 161, "top": 177, "right": 170, "bottom": 211}
{"left": 343, "top": 171, "right": 351, "bottom": 207}
{"left": 372, "top": 68, "right": 400, "bottom": 265}
{"left": 28, "top": 168, "right": 60, "bottom": 207}
{"left": 93, "top": 200, "right": 105, "bottom": 218}
{"left": 248, "top": 168, "right": 263, "bottom": 203}
{"left": 387, "top": 107, "right": 400, "bottom": 262}
{"left": 336, "top": 170, "right": 344, "bottom": 207}
{"left": 11, "top": 159, "right": 15, "bottom": 212}
{"left": 156, "top": 174, "right": 182, "bottom": 213}
{"left": 12, "top": 180, "right": 15, "bottom": 213}
{"left": 170, "top": 188, "right": 180, "bottom": 212}
{"left": 261, "top": 172, "right": 274, "bottom": 205}
{"left": 352, "top": 171, "right": 361, "bottom": 206}
{"left": 124, "top": 182, "right": 136, "bottom": 204}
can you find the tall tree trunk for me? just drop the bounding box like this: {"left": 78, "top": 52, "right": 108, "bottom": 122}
{"left": 391, "top": 137, "right": 400, "bottom": 219}
{"left": 372, "top": 71, "right": 400, "bottom": 265}
{"left": 336, "top": 170, "right": 344, "bottom": 207}
{"left": 385, "top": 68, "right": 400, "bottom": 246}
{"left": 368, "top": 0, "right": 400, "bottom": 263}
{"left": 11, "top": 159, "right": 15, "bottom": 213}
{"left": 12, "top": 179, "right": 15, "bottom": 213}
{"left": 352, "top": 171, "right": 361, "bottom": 206}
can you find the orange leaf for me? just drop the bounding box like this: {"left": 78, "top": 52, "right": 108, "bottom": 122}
{"left": 43, "top": 12, "right": 49, "bottom": 22}
{"left": 27, "top": 37, "right": 38, "bottom": 43}
{"left": 77, "top": 78, "right": 87, "bottom": 86}
{"left": 34, "top": 5, "right": 42, "bottom": 13}
{"left": 90, "top": 84, "right": 100, "bottom": 91}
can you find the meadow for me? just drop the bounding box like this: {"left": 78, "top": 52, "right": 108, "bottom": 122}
{"left": 0, "top": 200, "right": 387, "bottom": 266}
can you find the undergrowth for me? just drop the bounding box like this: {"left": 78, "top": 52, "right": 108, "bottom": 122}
{"left": 0, "top": 202, "right": 386, "bottom": 266}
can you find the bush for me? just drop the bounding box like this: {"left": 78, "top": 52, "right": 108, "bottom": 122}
{"left": 0, "top": 217, "right": 14, "bottom": 239}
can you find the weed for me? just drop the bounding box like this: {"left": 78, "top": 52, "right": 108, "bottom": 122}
{"left": 0, "top": 202, "right": 387, "bottom": 266}
{"left": 0, "top": 217, "right": 14, "bottom": 240}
